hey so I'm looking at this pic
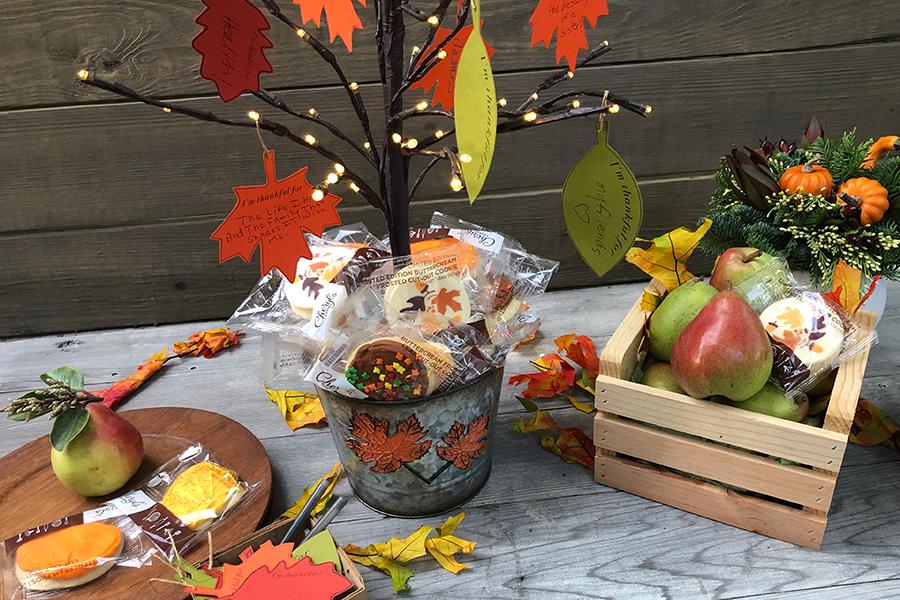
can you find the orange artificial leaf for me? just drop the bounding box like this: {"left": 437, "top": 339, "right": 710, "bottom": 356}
{"left": 211, "top": 149, "right": 342, "bottom": 282}
{"left": 822, "top": 259, "right": 879, "bottom": 315}
{"left": 411, "top": 25, "right": 495, "bottom": 110}
{"left": 529, "top": 0, "right": 608, "bottom": 72}
{"left": 511, "top": 398, "right": 594, "bottom": 469}
{"left": 345, "top": 413, "right": 432, "bottom": 473}
{"left": 174, "top": 327, "right": 240, "bottom": 358}
{"left": 97, "top": 349, "right": 169, "bottom": 410}
{"left": 508, "top": 353, "right": 575, "bottom": 399}
{"left": 625, "top": 219, "right": 712, "bottom": 291}
{"left": 436, "top": 414, "right": 490, "bottom": 469}
{"left": 293, "top": 0, "right": 366, "bottom": 51}
{"left": 554, "top": 334, "right": 599, "bottom": 380}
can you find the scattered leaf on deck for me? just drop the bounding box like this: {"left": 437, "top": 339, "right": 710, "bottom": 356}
{"left": 266, "top": 386, "right": 326, "bottom": 430}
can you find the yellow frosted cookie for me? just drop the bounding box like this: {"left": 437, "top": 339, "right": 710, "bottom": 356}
{"left": 161, "top": 462, "right": 244, "bottom": 529}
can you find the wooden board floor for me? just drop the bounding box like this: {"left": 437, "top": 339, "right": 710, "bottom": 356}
{"left": 2, "top": 280, "right": 899, "bottom": 599}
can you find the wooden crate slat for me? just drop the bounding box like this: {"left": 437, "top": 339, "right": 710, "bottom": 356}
{"left": 597, "top": 280, "right": 662, "bottom": 379}
{"left": 595, "top": 453, "right": 827, "bottom": 549}
{"left": 823, "top": 311, "right": 876, "bottom": 435}
{"left": 596, "top": 376, "right": 846, "bottom": 471}
{"left": 594, "top": 414, "right": 837, "bottom": 509}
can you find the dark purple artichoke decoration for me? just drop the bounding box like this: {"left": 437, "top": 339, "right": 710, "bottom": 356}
{"left": 724, "top": 147, "right": 782, "bottom": 211}
{"left": 800, "top": 116, "right": 825, "bottom": 147}
{"left": 756, "top": 137, "right": 797, "bottom": 158}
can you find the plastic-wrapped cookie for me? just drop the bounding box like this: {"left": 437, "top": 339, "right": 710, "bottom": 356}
{"left": 284, "top": 245, "right": 362, "bottom": 319}
{"left": 344, "top": 337, "right": 433, "bottom": 400}
{"left": 383, "top": 262, "right": 471, "bottom": 323}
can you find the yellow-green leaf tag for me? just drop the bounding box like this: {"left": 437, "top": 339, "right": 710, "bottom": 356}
{"left": 453, "top": 0, "right": 497, "bottom": 203}
{"left": 562, "top": 119, "right": 643, "bottom": 278}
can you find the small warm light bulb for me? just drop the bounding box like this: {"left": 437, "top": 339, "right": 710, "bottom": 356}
{"left": 609, "top": 104, "right": 620, "bottom": 114}
{"left": 326, "top": 172, "right": 339, "bottom": 184}
{"left": 427, "top": 15, "right": 439, "bottom": 26}
{"left": 308, "top": 107, "right": 318, "bottom": 117}
{"left": 334, "top": 163, "right": 345, "bottom": 175}
{"left": 497, "top": 98, "right": 507, "bottom": 107}
{"left": 571, "top": 99, "right": 581, "bottom": 109}
{"left": 163, "top": 107, "right": 173, "bottom": 113}
{"left": 349, "top": 182, "right": 361, "bottom": 193}
{"left": 434, "top": 129, "right": 445, "bottom": 138}
{"left": 437, "top": 50, "right": 448, "bottom": 60}
{"left": 412, "top": 45, "right": 421, "bottom": 54}
{"left": 602, "top": 39, "right": 609, "bottom": 46}
{"left": 530, "top": 93, "right": 539, "bottom": 101}
{"left": 364, "top": 142, "right": 371, "bottom": 150}
{"left": 644, "top": 104, "right": 653, "bottom": 114}
{"left": 311, "top": 188, "right": 325, "bottom": 201}
{"left": 523, "top": 111, "right": 538, "bottom": 122}
{"left": 566, "top": 70, "right": 574, "bottom": 79}
{"left": 450, "top": 177, "right": 463, "bottom": 192}
{"left": 247, "top": 110, "right": 260, "bottom": 121}
{"left": 76, "top": 69, "right": 90, "bottom": 81}
{"left": 391, "top": 132, "right": 403, "bottom": 144}
{"left": 459, "top": 153, "right": 472, "bottom": 163}
{"left": 297, "top": 28, "right": 308, "bottom": 38}
{"left": 304, "top": 134, "right": 317, "bottom": 145}
{"left": 406, "top": 138, "right": 419, "bottom": 149}
{"left": 349, "top": 82, "right": 359, "bottom": 92}
{"left": 415, "top": 100, "right": 429, "bottom": 111}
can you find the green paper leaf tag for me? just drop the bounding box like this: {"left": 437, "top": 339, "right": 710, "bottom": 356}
{"left": 562, "top": 119, "right": 643, "bottom": 278}
{"left": 50, "top": 406, "right": 90, "bottom": 451}
{"left": 453, "top": 0, "right": 497, "bottom": 203}
{"left": 172, "top": 556, "right": 216, "bottom": 600}
{"left": 41, "top": 366, "right": 85, "bottom": 390}
{"left": 291, "top": 531, "right": 343, "bottom": 573}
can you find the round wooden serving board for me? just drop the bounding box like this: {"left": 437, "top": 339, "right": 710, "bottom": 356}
{"left": 0, "top": 407, "right": 272, "bottom": 600}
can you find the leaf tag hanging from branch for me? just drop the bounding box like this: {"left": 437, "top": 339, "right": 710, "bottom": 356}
{"left": 562, "top": 119, "right": 643, "bottom": 278}
{"left": 292, "top": 0, "right": 366, "bottom": 51}
{"left": 191, "top": 0, "right": 275, "bottom": 102}
{"left": 530, "top": 0, "right": 609, "bottom": 72}
{"left": 211, "top": 149, "right": 342, "bottom": 281}
{"left": 453, "top": 0, "right": 497, "bottom": 203}
{"left": 412, "top": 25, "right": 495, "bottom": 110}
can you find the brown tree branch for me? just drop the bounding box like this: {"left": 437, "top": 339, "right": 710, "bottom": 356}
{"left": 408, "top": 0, "right": 454, "bottom": 73}
{"left": 515, "top": 41, "right": 612, "bottom": 112}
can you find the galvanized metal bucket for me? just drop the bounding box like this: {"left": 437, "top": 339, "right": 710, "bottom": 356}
{"left": 316, "top": 367, "right": 504, "bottom": 517}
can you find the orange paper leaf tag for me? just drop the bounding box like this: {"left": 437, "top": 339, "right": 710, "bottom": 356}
{"left": 411, "top": 25, "right": 495, "bottom": 110}
{"left": 293, "top": 0, "right": 366, "bottom": 51}
{"left": 529, "top": 0, "right": 609, "bottom": 72}
{"left": 211, "top": 150, "right": 342, "bottom": 281}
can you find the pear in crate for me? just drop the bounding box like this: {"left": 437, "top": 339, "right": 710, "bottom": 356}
{"left": 670, "top": 290, "right": 773, "bottom": 401}
{"left": 728, "top": 383, "right": 809, "bottom": 422}
{"left": 648, "top": 281, "right": 717, "bottom": 361}
{"left": 640, "top": 362, "right": 685, "bottom": 394}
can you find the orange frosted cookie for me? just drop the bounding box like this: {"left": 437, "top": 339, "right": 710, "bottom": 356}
{"left": 161, "top": 461, "right": 244, "bottom": 529}
{"left": 15, "top": 522, "right": 123, "bottom": 591}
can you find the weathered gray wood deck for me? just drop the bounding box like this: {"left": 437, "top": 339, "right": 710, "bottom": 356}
{"left": 2, "top": 281, "right": 899, "bottom": 599}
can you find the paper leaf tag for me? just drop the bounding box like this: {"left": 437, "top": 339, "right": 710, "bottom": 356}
{"left": 453, "top": 0, "right": 497, "bottom": 203}
{"left": 412, "top": 25, "right": 495, "bottom": 110}
{"left": 530, "top": 0, "right": 609, "bottom": 72}
{"left": 292, "top": 0, "right": 366, "bottom": 51}
{"left": 211, "top": 150, "right": 342, "bottom": 281}
{"left": 562, "top": 119, "right": 642, "bottom": 278}
{"left": 191, "top": 0, "right": 275, "bottom": 102}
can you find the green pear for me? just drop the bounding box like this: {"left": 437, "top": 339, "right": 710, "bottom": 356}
{"left": 730, "top": 383, "right": 809, "bottom": 422}
{"left": 648, "top": 281, "right": 717, "bottom": 361}
{"left": 640, "top": 362, "right": 685, "bottom": 394}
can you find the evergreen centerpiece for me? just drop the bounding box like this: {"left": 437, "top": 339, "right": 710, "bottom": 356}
{"left": 701, "top": 119, "right": 900, "bottom": 285}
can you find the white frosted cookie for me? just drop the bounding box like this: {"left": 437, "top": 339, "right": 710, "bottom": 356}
{"left": 284, "top": 245, "right": 360, "bottom": 318}
{"left": 383, "top": 262, "right": 471, "bottom": 323}
{"left": 760, "top": 297, "right": 844, "bottom": 376}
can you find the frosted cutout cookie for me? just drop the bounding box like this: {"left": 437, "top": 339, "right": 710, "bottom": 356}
{"left": 383, "top": 262, "right": 471, "bottom": 323}
{"left": 161, "top": 462, "right": 244, "bottom": 529}
{"left": 284, "top": 245, "right": 362, "bottom": 319}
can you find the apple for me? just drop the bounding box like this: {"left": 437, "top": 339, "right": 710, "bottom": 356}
{"left": 709, "top": 247, "right": 789, "bottom": 312}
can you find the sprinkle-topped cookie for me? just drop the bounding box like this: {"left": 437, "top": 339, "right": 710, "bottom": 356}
{"left": 345, "top": 337, "right": 431, "bottom": 400}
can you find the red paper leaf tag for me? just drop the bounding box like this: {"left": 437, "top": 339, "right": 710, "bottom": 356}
{"left": 411, "top": 25, "right": 495, "bottom": 110}
{"left": 192, "top": 0, "right": 275, "bottom": 102}
{"left": 529, "top": 0, "right": 609, "bottom": 72}
{"left": 211, "top": 150, "right": 342, "bottom": 281}
{"left": 293, "top": 0, "right": 367, "bottom": 51}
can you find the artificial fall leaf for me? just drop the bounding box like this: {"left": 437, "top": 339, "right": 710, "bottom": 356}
{"left": 640, "top": 289, "right": 663, "bottom": 312}
{"left": 508, "top": 353, "right": 575, "bottom": 399}
{"left": 344, "top": 513, "right": 475, "bottom": 592}
{"left": 211, "top": 149, "right": 342, "bottom": 282}
{"left": 567, "top": 396, "right": 595, "bottom": 414}
{"left": 191, "top": 0, "right": 274, "bottom": 102}
{"left": 293, "top": 0, "right": 366, "bottom": 51}
{"left": 97, "top": 349, "right": 169, "bottom": 410}
{"left": 174, "top": 327, "right": 240, "bottom": 358}
{"left": 512, "top": 398, "right": 595, "bottom": 469}
{"left": 529, "top": 0, "right": 608, "bottom": 72}
{"left": 282, "top": 462, "right": 343, "bottom": 519}
{"left": 554, "top": 334, "right": 599, "bottom": 380}
{"left": 265, "top": 386, "right": 326, "bottom": 430}
{"left": 345, "top": 413, "right": 432, "bottom": 473}
{"left": 411, "top": 25, "right": 495, "bottom": 110}
{"left": 436, "top": 414, "right": 490, "bottom": 469}
{"left": 625, "top": 219, "right": 712, "bottom": 291}
{"left": 823, "top": 259, "right": 879, "bottom": 315}
{"left": 852, "top": 397, "right": 900, "bottom": 451}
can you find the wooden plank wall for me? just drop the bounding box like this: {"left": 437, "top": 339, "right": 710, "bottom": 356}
{"left": 1, "top": 1, "right": 898, "bottom": 336}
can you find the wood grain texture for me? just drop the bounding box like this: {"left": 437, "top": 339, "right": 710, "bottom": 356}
{"left": 4, "top": 0, "right": 898, "bottom": 108}
{"left": 823, "top": 311, "right": 876, "bottom": 436}
{"left": 0, "top": 408, "right": 271, "bottom": 600}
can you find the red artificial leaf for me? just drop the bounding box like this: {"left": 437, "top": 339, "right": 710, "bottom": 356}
{"left": 554, "top": 334, "right": 599, "bottom": 380}
{"left": 507, "top": 353, "right": 575, "bottom": 398}
{"left": 293, "top": 0, "right": 367, "bottom": 51}
{"left": 97, "top": 349, "right": 169, "bottom": 410}
{"left": 211, "top": 150, "right": 342, "bottom": 282}
{"left": 411, "top": 25, "right": 495, "bottom": 110}
{"left": 529, "top": 0, "right": 609, "bottom": 72}
{"left": 436, "top": 414, "right": 490, "bottom": 469}
{"left": 433, "top": 288, "right": 463, "bottom": 315}
{"left": 192, "top": 0, "right": 274, "bottom": 102}
{"left": 346, "top": 413, "right": 432, "bottom": 473}
{"left": 174, "top": 327, "right": 241, "bottom": 358}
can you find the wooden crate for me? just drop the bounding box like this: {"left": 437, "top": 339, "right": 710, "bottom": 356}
{"left": 593, "top": 280, "right": 874, "bottom": 549}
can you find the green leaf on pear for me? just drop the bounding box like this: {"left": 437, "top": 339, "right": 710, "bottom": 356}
{"left": 41, "top": 366, "right": 85, "bottom": 390}
{"left": 50, "top": 406, "right": 90, "bottom": 451}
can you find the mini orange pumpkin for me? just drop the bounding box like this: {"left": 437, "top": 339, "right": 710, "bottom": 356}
{"left": 837, "top": 177, "right": 890, "bottom": 225}
{"left": 779, "top": 158, "right": 834, "bottom": 195}
{"left": 862, "top": 135, "right": 899, "bottom": 169}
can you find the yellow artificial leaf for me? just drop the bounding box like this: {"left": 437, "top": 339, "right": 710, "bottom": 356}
{"left": 425, "top": 535, "right": 476, "bottom": 574}
{"left": 625, "top": 219, "right": 712, "bottom": 291}
{"left": 567, "top": 396, "right": 595, "bottom": 414}
{"left": 343, "top": 546, "right": 413, "bottom": 592}
{"left": 640, "top": 289, "right": 663, "bottom": 312}
{"left": 265, "top": 386, "right": 326, "bottom": 430}
{"left": 379, "top": 525, "right": 434, "bottom": 562}
{"left": 282, "top": 462, "right": 342, "bottom": 519}
{"left": 826, "top": 259, "right": 863, "bottom": 313}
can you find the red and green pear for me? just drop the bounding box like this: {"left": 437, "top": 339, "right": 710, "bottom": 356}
{"left": 640, "top": 362, "right": 685, "bottom": 394}
{"left": 648, "top": 280, "right": 717, "bottom": 361}
{"left": 729, "top": 383, "right": 809, "bottom": 422}
{"left": 670, "top": 290, "right": 773, "bottom": 401}
{"left": 51, "top": 403, "right": 144, "bottom": 497}
{"left": 709, "top": 247, "right": 789, "bottom": 312}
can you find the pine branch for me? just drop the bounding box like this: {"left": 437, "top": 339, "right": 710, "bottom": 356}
{"left": 259, "top": 0, "right": 379, "bottom": 163}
